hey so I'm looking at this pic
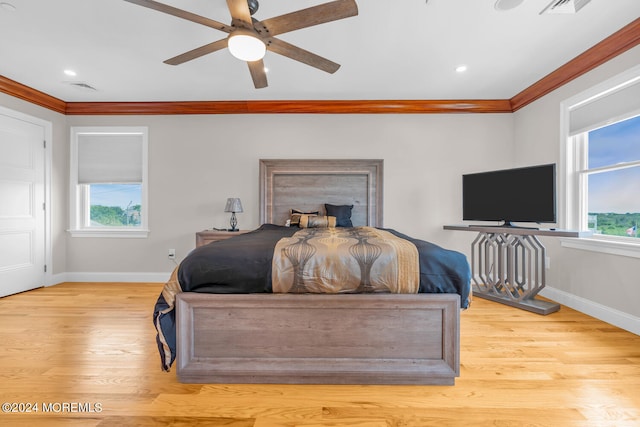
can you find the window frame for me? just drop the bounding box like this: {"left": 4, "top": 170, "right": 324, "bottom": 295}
{"left": 560, "top": 65, "right": 640, "bottom": 258}
{"left": 69, "top": 126, "right": 149, "bottom": 238}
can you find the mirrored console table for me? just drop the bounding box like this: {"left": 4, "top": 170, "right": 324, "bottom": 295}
{"left": 444, "top": 225, "right": 590, "bottom": 315}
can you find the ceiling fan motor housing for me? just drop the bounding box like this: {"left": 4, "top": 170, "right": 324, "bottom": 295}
{"left": 247, "top": 0, "right": 259, "bottom": 15}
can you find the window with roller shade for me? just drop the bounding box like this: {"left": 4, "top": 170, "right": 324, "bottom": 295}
{"left": 561, "top": 65, "right": 640, "bottom": 257}
{"left": 69, "top": 127, "right": 148, "bottom": 237}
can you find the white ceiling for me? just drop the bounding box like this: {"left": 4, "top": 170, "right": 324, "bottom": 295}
{"left": 1, "top": 0, "right": 638, "bottom": 103}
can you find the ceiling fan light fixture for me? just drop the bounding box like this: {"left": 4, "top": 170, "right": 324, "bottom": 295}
{"left": 228, "top": 30, "right": 266, "bottom": 62}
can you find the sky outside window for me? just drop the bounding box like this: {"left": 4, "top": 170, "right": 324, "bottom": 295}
{"left": 588, "top": 115, "right": 640, "bottom": 214}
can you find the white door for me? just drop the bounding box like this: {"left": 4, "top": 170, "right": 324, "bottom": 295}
{"left": 0, "top": 112, "right": 45, "bottom": 297}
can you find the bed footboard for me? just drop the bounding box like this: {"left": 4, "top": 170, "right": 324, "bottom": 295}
{"left": 176, "top": 293, "right": 460, "bottom": 385}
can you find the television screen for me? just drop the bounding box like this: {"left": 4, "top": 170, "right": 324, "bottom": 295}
{"left": 462, "top": 163, "right": 556, "bottom": 227}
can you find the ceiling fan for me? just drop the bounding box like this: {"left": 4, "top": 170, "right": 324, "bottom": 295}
{"left": 124, "top": 0, "right": 359, "bottom": 89}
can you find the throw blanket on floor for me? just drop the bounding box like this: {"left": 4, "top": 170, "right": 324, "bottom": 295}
{"left": 272, "top": 227, "right": 419, "bottom": 294}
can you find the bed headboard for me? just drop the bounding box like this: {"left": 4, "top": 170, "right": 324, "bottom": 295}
{"left": 259, "top": 159, "right": 384, "bottom": 227}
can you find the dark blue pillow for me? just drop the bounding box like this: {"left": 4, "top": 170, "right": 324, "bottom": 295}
{"left": 325, "top": 204, "right": 353, "bottom": 227}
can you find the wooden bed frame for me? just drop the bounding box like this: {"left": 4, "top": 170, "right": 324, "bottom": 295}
{"left": 176, "top": 159, "right": 461, "bottom": 385}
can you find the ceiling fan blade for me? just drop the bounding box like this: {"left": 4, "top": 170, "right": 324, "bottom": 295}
{"left": 226, "top": 0, "right": 253, "bottom": 27}
{"left": 163, "top": 39, "right": 228, "bottom": 65}
{"left": 124, "top": 0, "right": 232, "bottom": 33}
{"left": 247, "top": 60, "right": 268, "bottom": 89}
{"left": 267, "top": 38, "right": 340, "bottom": 74}
{"left": 260, "top": 0, "right": 358, "bottom": 36}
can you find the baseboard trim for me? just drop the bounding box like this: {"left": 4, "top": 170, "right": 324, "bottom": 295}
{"left": 540, "top": 286, "right": 640, "bottom": 336}
{"left": 50, "top": 272, "right": 170, "bottom": 285}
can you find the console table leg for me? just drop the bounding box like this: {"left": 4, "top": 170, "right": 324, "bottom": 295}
{"left": 470, "top": 232, "right": 560, "bottom": 315}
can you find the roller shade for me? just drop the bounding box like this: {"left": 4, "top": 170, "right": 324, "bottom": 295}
{"left": 77, "top": 134, "right": 143, "bottom": 184}
{"left": 569, "top": 79, "right": 640, "bottom": 136}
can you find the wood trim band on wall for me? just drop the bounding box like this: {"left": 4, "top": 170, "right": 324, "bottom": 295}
{"left": 0, "top": 75, "right": 66, "bottom": 114}
{"left": 64, "top": 99, "right": 513, "bottom": 115}
{"left": 1, "top": 19, "right": 638, "bottom": 116}
{"left": 510, "top": 18, "right": 640, "bottom": 112}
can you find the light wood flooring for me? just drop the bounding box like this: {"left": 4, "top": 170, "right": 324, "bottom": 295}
{"left": 0, "top": 282, "right": 638, "bottom": 426}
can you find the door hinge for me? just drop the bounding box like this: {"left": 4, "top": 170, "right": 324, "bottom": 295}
{"left": 43, "top": 202, "right": 46, "bottom": 210}
{"left": 44, "top": 265, "right": 47, "bottom": 273}
{"left": 43, "top": 140, "right": 46, "bottom": 148}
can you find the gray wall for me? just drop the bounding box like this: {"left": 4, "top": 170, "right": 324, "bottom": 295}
{"left": 513, "top": 45, "right": 640, "bottom": 319}
{"left": 63, "top": 113, "right": 514, "bottom": 273}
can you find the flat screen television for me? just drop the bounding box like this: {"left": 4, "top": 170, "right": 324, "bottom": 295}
{"left": 462, "top": 163, "right": 556, "bottom": 227}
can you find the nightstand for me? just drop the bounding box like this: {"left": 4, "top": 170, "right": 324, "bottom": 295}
{"left": 195, "top": 230, "right": 250, "bottom": 248}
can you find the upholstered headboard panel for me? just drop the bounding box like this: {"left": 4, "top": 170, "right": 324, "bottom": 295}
{"left": 259, "top": 159, "right": 384, "bottom": 227}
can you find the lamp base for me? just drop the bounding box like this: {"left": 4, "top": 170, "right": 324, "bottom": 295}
{"left": 228, "top": 212, "right": 238, "bottom": 232}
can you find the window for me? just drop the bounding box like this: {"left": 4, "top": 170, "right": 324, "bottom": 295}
{"left": 69, "top": 127, "right": 149, "bottom": 237}
{"left": 584, "top": 117, "right": 640, "bottom": 239}
{"left": 561, "top": 65, "right": 640, "bottom": 257}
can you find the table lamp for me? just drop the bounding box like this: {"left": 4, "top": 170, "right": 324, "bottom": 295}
{"left": 224, "top": 198, "right": 243, "bottom": 231}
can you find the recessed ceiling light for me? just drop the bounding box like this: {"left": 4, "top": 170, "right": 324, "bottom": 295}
{"left": 64, "top": 69, "right": 77, "bottom": 77}
{"left": 494, "top": 0, "right": 525, "bottom": 11}
{"left": 456, "top": 65, "right": 468, "bottom": 73}
{"left": 0, "top": 2, "right": 17, "bottom": 12}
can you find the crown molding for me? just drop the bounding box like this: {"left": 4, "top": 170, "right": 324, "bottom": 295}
{"left": 510, "top": 18, "right": 640, "bottom": 111}
{"left": 0, "top": 75, "right": 66, "bottom": 114}
{"left": 64, "top": 99, "right": 513, "bottom": 115}
{"left": 1, "top": 18, "right": 638, "bottom": 115}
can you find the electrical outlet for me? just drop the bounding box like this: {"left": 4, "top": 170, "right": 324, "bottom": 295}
{"left": 168, "top": 249, "right": 176, "bottom": 260}
{"left": 545, "top": 256, "right": 551, "bottom": 269}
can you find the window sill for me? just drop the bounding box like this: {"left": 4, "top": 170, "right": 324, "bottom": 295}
{"left": 68, "top": 228, "right": 150, "bottom": 238}
{"left": 560, "top": 237, "right": 640, "bottom": 259}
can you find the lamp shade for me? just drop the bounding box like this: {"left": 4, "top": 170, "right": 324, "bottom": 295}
{"left": 224, "top": 198, "right": 243, "bottom": 213}
{"left": 227, "top": 29, "right": 266, "bottom": 61}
